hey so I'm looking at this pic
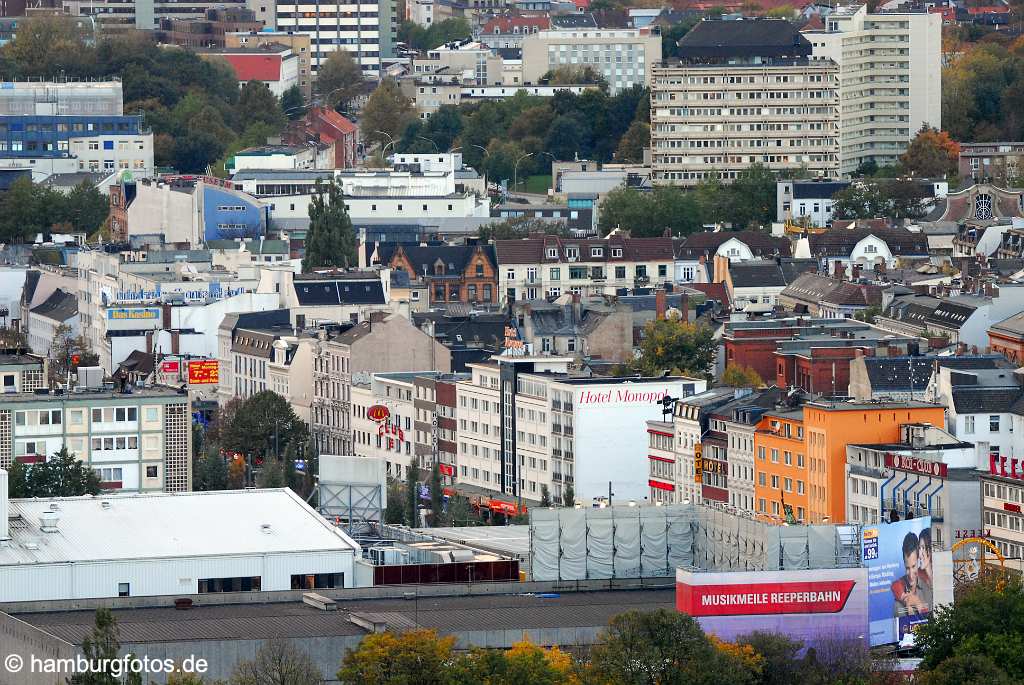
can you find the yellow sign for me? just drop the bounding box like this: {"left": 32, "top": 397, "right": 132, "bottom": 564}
{"left": 694, "top": 443, "right": 703, "bottom": 484}
{"left": 952, "top": 536, "right": 1006, "bottom": 588}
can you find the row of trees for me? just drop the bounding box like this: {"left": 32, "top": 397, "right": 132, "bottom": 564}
{"left": 0, "top": 178, "right": 109, "bottom": 243}
{"left": 597, "top": 164, "right": 778, "bottom": 236}
{"left": 192, "top": 390, "right": 316, "bottom": 498}
{"left": 64, "top": 571, "right": 1024, "bottom": 684}
{"left": 943, "top": 39, "right": 1024, "bottom": 145}
{"left": 1, "top": 17, "right": 301, "bottom": 174}
{"left": 357, "top": 81, "right": 651, "bottom": 184}
{"left": 398, "top": 18, "right": 472, "bottom": 52}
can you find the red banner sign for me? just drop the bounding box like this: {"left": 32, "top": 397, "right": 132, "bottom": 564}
{"left": 161, "top": 360, "right": 180, "bottom": 373}
{"left": 885, "top": 453, "right": 948, "bottom": 478}
{"left": 649, "top": 479, "right": 675, "bottom": 491}
{"left": 677, "top": 579, "right": 857, "bottom": 617}
{"left": 439, "top": 463, "right": 455, "bottom": 477}
{"left": 367, "top": 404, "right": 391, "bottom": 423}
{"left": 187, "top": 360, "right": 219, "bottom": 385}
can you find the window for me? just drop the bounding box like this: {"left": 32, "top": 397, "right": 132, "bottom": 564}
{"left": 991, "top": 415, "right": 1001, "bottom": 432}
{"left": 965, "top": 415, "right": 975, "bottom": 433}
{"left": 199, "top": 576, "right": 262, "bottom": 593}
{"left": 290, "top": 573, "right": 344, "bottom": 589}
{"left": 118, "top": 583, "right": 130, "bottom": 597}
{"left": 146, "top": 465, "right": 158, "bottom": 478}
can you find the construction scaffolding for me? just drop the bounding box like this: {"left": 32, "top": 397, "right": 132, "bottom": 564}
{"left": 529, "top": 504, "right": 862, "bottom": 582}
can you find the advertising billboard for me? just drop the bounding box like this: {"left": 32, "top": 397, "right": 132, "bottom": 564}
{"left": 862, "top": 517, "right": 934, "bottom": 646}
{"left": 676, "top": 568, "right": 869, "bottom": 646}
{"left": 188, "top": 360, "right": 220, "bottom": 385}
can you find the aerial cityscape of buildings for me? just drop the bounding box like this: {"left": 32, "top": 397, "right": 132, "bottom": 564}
{"left": 0, "top": 0, "right": 1023, "bottom": 682}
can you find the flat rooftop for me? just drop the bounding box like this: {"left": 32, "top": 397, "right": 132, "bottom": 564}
{"left": 0, "top": 489, "right": 359, "bottom": 566}
{"left": 0, "top": 386, "right": 187, "bottom": 404}
{"left": 14, "top": 588, "right": 674, "bottom": 644}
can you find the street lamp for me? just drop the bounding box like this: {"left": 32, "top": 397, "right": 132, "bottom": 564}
{"left": 513, "top": 152, "right": 534, "bottom": 194}
{"left": 417, "top": 136, "right": 439, "bottom": 152}
{"left": 375, "top": 129, "right": 397, "bottom": 158}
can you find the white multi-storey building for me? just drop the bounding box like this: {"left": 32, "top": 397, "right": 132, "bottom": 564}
{"left": 0, "top": 386, "right": 192, "bottom": 492}
{"left": 268, "top": 0, "right": 397, "bottom": 76}
{"left": 455, "top": 356, "right": 706, "bottom": 505}
{"left": 806, "top": 5, "right": 942, "bottom": 175}
{"left": 521, "top": 28, "right": 662, "bottom": 94}
{"left": 651, "top": 19, "right": 839, "bottom": 186}
{"left": 494, "top": 236, "right": 675, "bottom": 305}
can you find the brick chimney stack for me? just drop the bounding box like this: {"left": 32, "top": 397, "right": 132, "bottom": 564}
{"left": 656, "top": 288, "right": 667, "bottom": 321}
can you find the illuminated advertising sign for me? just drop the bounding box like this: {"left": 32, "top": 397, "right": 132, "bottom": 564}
{"left": 188, "top": 360, "right": 220, "bottom": 385}
{"left": 107, "top": 307, "right": 160, "bottom": 320}
{"left": 885, "top": 453, "right": 948, "bottom": 479}
{"left": 367, "top": 404, "right": 391, "bottom": 423}
{"left": 676, "top": 567, "right": 869, "bottom": 646}
{"left": 161, "top": 360, "right": 180, "bottom": 374}
{"left": 694, "top": 443, "right": 703, "bottom": 483}
{"left": 862, "top": 517, "right": 934, "bottom": 646}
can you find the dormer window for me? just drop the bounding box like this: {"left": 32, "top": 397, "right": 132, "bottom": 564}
{"left": 612, "top": 248, "right": 623, "bottom": 258}
{"left": 565, "top": 247, "right": 579, "bottom": 260}
{"left": 546, "top": 247, "right": 558, "bottom": 259}
{"left": 591, "top": 247, "right": 603, "bottom": 258}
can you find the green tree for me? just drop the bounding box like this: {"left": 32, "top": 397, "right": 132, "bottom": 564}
{"left": 69, "top": 609, "right": 125, "bottom": 685}
{"left": 63, "top": 180, "right": 110, "bottom": 235}
{"left": 49, "top": 325, "right": 99, "bottom": 386}
{"left": 219, "top": 391, "right": 307, "bottom": 464}
{"left": 8, "top": 445, "right": 102, "bottom": 498}
{"left": 735, "top": 632, "right": 810, "bottom": 685}
{"left": 562, "top": 483, "right": 575, "bottom": 507}
{"left": 360, "top": 79, "right": 415, "bottom": 150}
{"left": 429, "top": 462, "right": 445, "bottom": 526}
{"left": 0, "top": 176, "right": 46, "bottom": 242}
{"left": 4, "top": 15, "right": 93, "bottom": 78}
{"left": 661, "top": 20, "right": 698, "bottom": 59}
{"left": 597, "top": 186, "right": 701, "bottom": 237}
{"left": 916, "top": 575, "right": 1024, "bottom": 679}
{"left": 280, "top": 85, "right": 306, "bottom": 120}
{"left": 339, "top": 629, "right": 454, "bottom": 685}
{"left": 384, "top": 478, "right": 407, "bottom": 524}
{"left": 479, "top": 216, "right": 569, "bottom": 242}
{"left": 539, "top": 484, "right": 552, "bottom": 507}
{"left": 302, "top": 179, "right": 356, "bottom": 271}
{"left": 726, "top": 164, "right": 777, "bottom": 229}
{"left": 406, "top": 458, "right": 421, "bottom": 527}
{"left": 194, "top": 450, "right": 229, "bottom": 491}
{"left": 587, "top": 609, "right": 757, "bottom": 685}
{"left": 614, "top": 120, "right": 650, "bottom": 163}
{"left": 721, "top": 364, "right": 764, "bottom": 389}
{"left": 257, "top": 458, "right": 286, "bottom": 488}
{"left": 447, "top": 494, "right": 472, "bottom": 526}
{"left": 542, "top": 65, "right": 606, "bottom": 86}
{"left": 916, "top": 654, "right": 1014, "bottom": 685}
{"left": 316, "top": 49, "right": 365, "bottom": 110}
{"left": 399, "top": 18, "right": 471, "bottom": 51}
{"left": 237, "top": 80, "right": 286, "bottom": 132}
{"left": 230, "top": 639, "right": 322, "bottom": 685}
{"left": 632, "top": 319, "right": 716, "bottom": 378}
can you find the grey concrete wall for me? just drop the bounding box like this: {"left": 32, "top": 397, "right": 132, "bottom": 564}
{"left": 0, "top": 611, "right": 76, "bottom": 685}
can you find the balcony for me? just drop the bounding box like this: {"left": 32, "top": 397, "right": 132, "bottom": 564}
{"left": 552, "top": 448, "right": 562, "bottom": 458}
{"left": 525, "top": 275, "right": 540, "bottom": 284}
{"left": 551, "top": 399, "right": 561, "bottom": 411}
{"left": 552, "top": 473, "right": 563, "bottom": 482}
{"left": 564, "top": 402, "right": 573, "bottom": 412}
{"left": 563, "top": 426, "right": 573, "bottom": 436}
{"left": 564, "top": 452, "right": 574, "bottom": 461}
{"left": 552, "top": 423, "right": 562, "bottom": 434}
{"left": 635, "top": 275, "right": 650, "bottom": 285}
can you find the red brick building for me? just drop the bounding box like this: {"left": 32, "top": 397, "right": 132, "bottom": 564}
{"left": 380, "top": 243, "right": 499, "bottom": 306}
{"left": 725, "top": 317, "right": 920, "bottom": 394}
{"left": 285, "top": 106, "right": 358, "bottom": 169}
{"left": 989, "top": 312, "right": 1024, "bottom": 363}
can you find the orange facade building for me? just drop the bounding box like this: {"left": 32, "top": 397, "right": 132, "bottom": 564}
{"left": 755, "top": 401, "right": 946, "bottom": 524}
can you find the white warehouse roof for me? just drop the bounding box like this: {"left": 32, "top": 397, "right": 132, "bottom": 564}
{"left": 0, "top": 488, "right": 360, "bottom": 566}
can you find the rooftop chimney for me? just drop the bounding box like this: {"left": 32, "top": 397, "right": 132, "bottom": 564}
{"left": 655, "top": 288, "right": 666, "bottom": 321}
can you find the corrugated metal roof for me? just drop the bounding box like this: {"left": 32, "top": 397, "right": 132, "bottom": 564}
{"left": 0, "top": 489, "right": 359, "bottom": 566}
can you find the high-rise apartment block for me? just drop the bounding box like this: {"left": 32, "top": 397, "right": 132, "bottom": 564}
{"left": 805, "top": 5, "right": 942, "bottom": 175}
{"left": 650, "top": 19, "right": 839, "bottom": 186}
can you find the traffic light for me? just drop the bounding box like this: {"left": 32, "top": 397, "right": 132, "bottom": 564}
{"left": 70, "top": 353, "right": 81, "bottom": 368}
